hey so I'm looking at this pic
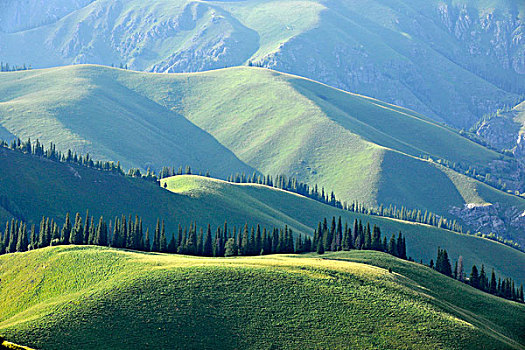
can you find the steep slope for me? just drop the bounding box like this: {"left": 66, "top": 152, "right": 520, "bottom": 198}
{"left": 0, "top": 247, "right": 524, "bottom": 349}
{"left": 0, "top": 0, "right": 523, "bottom": 127}
{"left": 0, "top": 65, "right": 523, "bottom": 240}
{"left": 1, "top": 147, "right": 524, "bottom": 284}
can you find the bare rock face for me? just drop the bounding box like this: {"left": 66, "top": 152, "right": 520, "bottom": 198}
{"left": 450, "top": 202, "right": 525, "bottom": 246}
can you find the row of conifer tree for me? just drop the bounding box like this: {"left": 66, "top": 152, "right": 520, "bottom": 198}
{"left": 0, "top": 62, "right": 31, "bottom": 72}
{"left": 0, "top": 213, "right": 405, "bottom": 261}
{"left": 224, "top": 172, "right": 463, "bottom": 233}
{"left": 2, "top": 213, "right": 523, "bottom": 304}
{"left": 429, "top": 248, "right": 524, "bottom": 303}
{"left": 2, "top": 138, "right": 521, "bottom": 252}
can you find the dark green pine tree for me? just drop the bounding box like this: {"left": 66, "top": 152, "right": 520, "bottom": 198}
{"left": 371, "top": 225, "right": 382, "bottom": 251}
{"left": 203, "top": 224, "right": 213, "bottom": 257}
{"left": 152, "top": 219, "right": 160, "bottom": 252}
{"left": 94, "top": 217, "right": 107, "bottom": 246}
{"left": 387, "top": 234, "right": 397, "bottom": 256}
{"left": 185, "top": 223, "right": 197, "bottom": 255}
{"left": 7, "top": 220, "right": 18, "bottom": 253}
{"left": 255, "top": 224, "right": 262, "bottom": 255}
{"left": 83, "top": 210, "right": 90, "bottom": 244}
{"left": 159, "top": 221, "right": 168, "bottom": 253}
{"left": 224, "top": 238, "right": 238, "bottom": 257}
{"left": 70, "top": 213, "right": 84, "bottom": 245}
{"left": 60, "top": 213, "right": 72, "bottom": 244}
{"left": 241, "top": 224, "right": 250, "bottom": 256}
{"left": 489, "top": 269, "right": 497, "bottom": 294}
{"left": 144, "top": 229, "right": 151, "bottom": 251}
{"left": 470, "top": 265, "right": 480, "bottom": 289}
{"left": 29, "top": 224, "right": 37, "bottom": 250}
{"left": 397, "top": 232, "right": 406, "bottom": 259}
{"left": 196, "top": 228, "right": 204, "bottom": 256}
{"left": 479, "top": 265, "right": 488, "bottom": 291}
{"left": 316, "top": 238, "right": 325, "bottom": 255}
{"left": 167, "top": 232, "right": 176, "bottom": 253}
{"left": 87, "top": 217, "right": 96, "bottom": 245}
{"left": 111, "top": 217, "right": 121, "bottom": 248}
{"left": 16, "top": 223, "right": 28, "bottom": 252}
{"left": 363, "top": 223, "right": 371, "bottom": 250}
{"left": 335, "top": 217, "right": 343, "bottom": 251}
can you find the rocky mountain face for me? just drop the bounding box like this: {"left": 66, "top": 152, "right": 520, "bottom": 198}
{"left": 450, "top": 203, "right": 525, "bottom": 246}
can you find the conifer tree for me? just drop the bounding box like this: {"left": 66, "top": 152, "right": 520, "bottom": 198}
{"left": 60, "top": 213, "right": 72, "bottom": 244}
{"left": 470, "top": 265, "right": 480, "bottom": 289}
{"left": 152, "top": 219, "right": 160, "bottom": 252}
{"left": 144, "top": 229, "right": 151, "bottom": 252}
{"left": 241, "top": 224, "right": 249, "bottom": 256}
{"left": 29, "top": 224, "right": 36, "bottom": 250}
{"left": 316, "top": 239, "right": 324, "bottom": 255}
{"left": 83, "top": 210, "right": 90, "bottom": 244}
{"left": 457, "top": 256, "right": 464, "bottom": 282}
{"left": 203, "top": 224, "right": 213, "bottom": 257}
{"left": 70, "top": 213, "right": 84, "bottom": 245}
{"left": 159, "top": 221, "right": 167, "bottom": 253}
{"left": 224, "top": 238, "right": 238, "bottom": 257}
{"left": 167, "top": 232, "right": 177, "bottom": 253}
{"left": 489, "top": 269, "right": 497, "bottom": 294}
{"left": 16, "top": 223, "right": 28, "bottom": 252}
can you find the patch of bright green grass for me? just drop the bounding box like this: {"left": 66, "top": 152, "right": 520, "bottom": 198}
{"left": 0, "top": 246, "right": 523, "bottom": 349}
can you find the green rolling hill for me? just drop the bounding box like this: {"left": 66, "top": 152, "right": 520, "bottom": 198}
{"left": 0, "top": 65, "right": 523, "bottom": 242}
{"left": 0, "top": 0, "right": 523, "bottom": 128}
{"left": 1, "top": 146, "right": 524, "bottom": 284}
{"left": 0, "top": 246, "right": 523, "bottom": 349}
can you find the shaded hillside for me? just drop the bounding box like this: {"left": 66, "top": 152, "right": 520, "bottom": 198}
{"left": 0, "top": 65, "right": 523, "bottom": 241}
{"left": 0, "top": 147, "right": 524, "bottom": 283}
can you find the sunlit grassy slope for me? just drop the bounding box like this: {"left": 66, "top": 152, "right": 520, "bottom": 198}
{"left": 1, "top": 147, "right": 524, "bottom": 284}
{"left": 0, "top": 65, "right": 522, "bottom": 236}
{"left": 0, "top": 246, "right": 523, "bottom": 349}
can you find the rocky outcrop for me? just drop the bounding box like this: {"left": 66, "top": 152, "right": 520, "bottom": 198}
{"left": 449, "top": 202, "right": 525, "bottom": 245}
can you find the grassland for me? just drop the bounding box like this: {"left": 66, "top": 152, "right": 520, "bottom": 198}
{"left": 0, "top": 246, "right": 523, "bottom": 349}
{"left": 1, "top": 147, "right": 524, "bottom": 285}
{"left": 0, "top": 65, "right": 523, "bottom": 240}
{"left": 0, "top": 0, "right": 522, "bottom": 128}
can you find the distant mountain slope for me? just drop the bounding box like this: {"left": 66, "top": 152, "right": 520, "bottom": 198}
{"left": 0, "top": 65, "right": 523, "bottom": 241}
{"left": 0, "top": 0, "right": 523, "bottom": 127}
{"left": 0, "top": 247, "right": 523, "bottom": 349}
{"left": 1, "top": 147, "right": 524, "bottom": 284}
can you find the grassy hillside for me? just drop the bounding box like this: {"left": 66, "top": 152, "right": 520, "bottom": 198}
{"left": 1, "top": 147, "right": 524, "bottom": 284}
{"left": 0, "top": 0, "right": 522, "bottom": 127}
{"left": 0, "top": 246, "right": 523, "bottom": 349}
{"left": 0, "top": 65, "right": 523, "bottom": 241}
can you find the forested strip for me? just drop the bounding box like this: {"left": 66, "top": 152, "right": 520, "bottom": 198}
{"left": 430, "top": 247, "right": 524, "bottom": 303}
{"left": 1, "top": 138, "right": 522, "bottom": 252}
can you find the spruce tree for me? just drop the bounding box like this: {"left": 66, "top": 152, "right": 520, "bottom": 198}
{"left": 159, "top": 221, "right": 167, "bottom": 253}
{"left": 203, "top": 224, "right": 213, "bottom": 257}
{"left": 316, "top": 239, "right": 325, "bottom": 255}
{"left": 470, "top": 265, "right": 480, "bottom": 289}
{"left": 489, "top": 269, "right": 497, "bottom": 294}
{"left": 70, "top": 213, "right": 84, "bottom": 245}
{"left": 152, "top": 219, "right": 160, "bottom": 252}
{"left": 60, "top": 213, "right": 72, "bottom": 244}
{"left": 144, "top": 229, "right": 151, "bottom": 251}
{"left": 16, "top": 223, "right": 28, "bottom": 252}
{"left": 224, "top": 238, "right": 238, "bottom": 257}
